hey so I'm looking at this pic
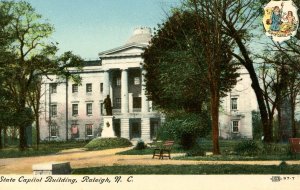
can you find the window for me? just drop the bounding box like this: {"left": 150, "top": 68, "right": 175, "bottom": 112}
{"left": 134, "top": 77, "right": 140, "bottom": 85}
{"left": 86, "top": 103, "right": 92, "bottom": 115}
{"left": 72, "top": 84, "right": 78, "bottom": 93}
{"left": 50, "top": 104, "right": 57, "bottom": 117}
{"left": 72, "top": 104, "right": 78, "bottom": 116}
{"left": 100, "top": 103, "right": 103, "bottom": 115}
{"left": 100, "top": 83, "right": 103, "bottom": 93}
{"left": 85, "top": 124, "right": 93, "bottom": 136}
{"left": 86, "top": 83, "right": 92, "bottom": 93}
{"left": 231, "top": 97, "right": 238, "bottom": 110}
{"left": 50, "top": 124, "right": 58, "bottom": 137}
{"left": 71, "top": 124, "right": 79, "bottom": 138}
{"left": 232, "top": 120, "right": 239, "bottom": 133}
{"left": 50, "top": 83, "right": 57, "bottom": 94}
{"left": 115, "top": 98, "right": 121, "bottom": 108}
{"left": 116, "top": 78, "right": 121, "bottom": 86}
{"left": 150, "top": 121, "right": 159, "bottom": 140}
{"left": 133, "top": 97, "right": 141, "bottom": 108}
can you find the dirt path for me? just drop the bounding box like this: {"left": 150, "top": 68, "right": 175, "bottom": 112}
{"left": 0, "top": 147, "right": 299, "bottom": 174}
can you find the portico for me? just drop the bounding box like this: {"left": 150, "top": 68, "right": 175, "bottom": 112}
{"left": 98, "top": 27, "right": 156, "bottom": 142}
{"left": 39, "top": 27, "right": 160, "bottom": 142}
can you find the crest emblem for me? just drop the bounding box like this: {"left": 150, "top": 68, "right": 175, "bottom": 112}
{"left": 263, "top": 0, "right": 299, "bottom": 43}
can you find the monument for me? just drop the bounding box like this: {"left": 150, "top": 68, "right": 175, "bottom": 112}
{"left": 101, "top": 95, "right": 115, "bottom": 137}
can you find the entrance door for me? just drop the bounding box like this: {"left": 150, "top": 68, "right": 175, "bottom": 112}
{"left": 130, "top": 119, "right": 141, "bottom": 139}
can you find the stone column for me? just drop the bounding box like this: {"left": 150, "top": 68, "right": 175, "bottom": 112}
{"left": 128, "top": 93, "right": 133, "bottom": 113}
{"left": 141, "top": 69, "right": 149, "bottom": 113}
{"left": 141, "top": 117, "right": 151, "bottom": 142}
{"left": 121, "top": 118, "right": 130, "bottom": 139}
{"left": 103, "top": 70, "right": 110, "bottom": 98}
{"left": 121, "top": 69, "right": 129, "bottom": 113}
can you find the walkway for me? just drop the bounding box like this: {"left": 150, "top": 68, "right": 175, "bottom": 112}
{"left": 0, "top": 147, "right": 299, "bottom": 174}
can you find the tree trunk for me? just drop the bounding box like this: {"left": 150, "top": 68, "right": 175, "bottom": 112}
{"left": 233, "top": 35, "right": 272, "bottom": 142}
{"left": 291, "top": 98, "right": 297, "bottom": 138}
{"left": 225, "top": 20, "right": 273, "bottom": 142}
{"left": 210, "top": 85, "right": 220, "bottom": 155}
{"left": 249, "top": 67, "right": 272, "bottom": 142}
{"left": 19, "top": 98, "right": 27, "bottom": 151}
{"left": 4, "top": 127, "right": 8, "bottom": 147}
{"left": 277, "top": 106, "right": 283, "bottom": 142}
{"left": 0, "top": 128, "right": 2, "bottom": 149}
{"left": 35, "top": 114, "right": 40, "bottom": 149}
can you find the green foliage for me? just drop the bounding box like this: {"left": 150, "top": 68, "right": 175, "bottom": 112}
{"left": 0, "top": 140, "right": 88, "bottom": 158}
{"left": 134, "top": 140, "right": 146, "bottom": 150}
{"left": 261, "top": 143, "right": 289, "bottom": 155}
{"left": 73, "top": 164, "right": 300, "bottom": 174}
{"left": 143, "top": 10, "right": 239, "bottom": 113}
{"left": 252, "top": 110, "right": 263, "bottom": 140}
{"left": 157, "top": 112, "right": 211, "bottom": 149}
{"left": 0, "top": 1, "right": 83, "bottom": 149}
{"left": 84, "top": 138, "right": 132, "bottom": 150}
{"left": 185, "top": 144, "right": 205, "bottom": 157}
{"left": 234, "top": 140, "right": 261, "bottom": 156}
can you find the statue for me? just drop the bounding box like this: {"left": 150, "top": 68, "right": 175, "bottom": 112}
{"left": 103, "top": 95, "right": 112, "bottom": 116}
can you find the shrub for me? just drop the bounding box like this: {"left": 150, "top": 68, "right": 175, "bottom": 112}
{"left": 186, "top": 145, "right": 205, "bottom": 157}
{"left": 261, "top": 143, "right": 289, "bottom": 155}
{"left": 134, "top": 140, "right": 146, "bottom": 150}
{"left": 84, "top": 137, "right": 132, "bottom": 150}
{"left": 234, "top": 140, "right": 261, "bottom": 156}
{"left": 157, "top": 112, "right": 211, "bottom": 150}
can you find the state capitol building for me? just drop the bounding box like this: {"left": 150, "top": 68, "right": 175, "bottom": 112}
{"left": 39, "top": 27, "right": 257, "bottom": 142}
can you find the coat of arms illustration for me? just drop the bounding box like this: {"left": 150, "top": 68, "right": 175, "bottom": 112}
{"left": 263, "top": 0, "right": 299, "bottom": 43}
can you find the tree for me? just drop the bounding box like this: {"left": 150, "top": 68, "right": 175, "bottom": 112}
{"left": 182, "top": 0, "right": 280, "bottom": 142}
{"left": 0, "top": 1, "right": 83, "bottom": 150}
{"left": 188, "top": 0, "right": 236, "bottom": 154}
{"left": 257, "top": 50, "right": 300, "bottom": 140}
{"left": 0, "top": 0, "right": 14, "bottom": 149}
{"left": 143, "top": 8, "right": 239, "bottom": 154}
{"left": 260, "top": 0, "right": 300, "bottom": 138}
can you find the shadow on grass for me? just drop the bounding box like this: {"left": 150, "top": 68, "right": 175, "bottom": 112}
{"left": 0, "top": 141, "right": 88, "bottom": 158}
{"left": 72, "top": 164, "right": 300, "bottom": 174}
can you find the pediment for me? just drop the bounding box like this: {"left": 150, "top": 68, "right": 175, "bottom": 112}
{"left": 99, "top": 43, "right": 147, "bottom": 58}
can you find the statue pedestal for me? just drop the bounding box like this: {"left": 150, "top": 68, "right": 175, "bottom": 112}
{"left": 101, "top": 116, "right": 115, "bottom": 138}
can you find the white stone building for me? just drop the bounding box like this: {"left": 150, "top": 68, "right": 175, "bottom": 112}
{"left": 219, "top": 68, "right": 258, "bottom": 139}
{"left": 39, "top": 27, "right": 161, "bottom": 142}
{"left": 39, "top": 27, "right": 257, "bottom": 142}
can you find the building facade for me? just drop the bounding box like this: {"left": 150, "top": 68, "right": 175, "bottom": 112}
{"left": 39, "top": 27, "right": 257, "bottom": 142}
{"left": 219, "top": 68, "right": 258, "bottom": 139}
{"left": 39, "top": 27, "right": 161, "bottom": 142}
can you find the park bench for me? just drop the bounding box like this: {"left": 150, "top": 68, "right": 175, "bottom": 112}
{"left": 152, "top": 140, "right": 174, "bottom": 159}
{"left": 288, "top": 138, "right": 300, "bottom": 157}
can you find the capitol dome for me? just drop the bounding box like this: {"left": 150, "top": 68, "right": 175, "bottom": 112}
{"left": 125, "top": 27, "right": 151, "bottom": 45}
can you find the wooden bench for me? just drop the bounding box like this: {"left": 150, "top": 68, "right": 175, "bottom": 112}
{"left": 152, "top": 140, "right": 174, "bottom": 159}
{"left": 289, "top": 138, "right": 300, "bottom": 157}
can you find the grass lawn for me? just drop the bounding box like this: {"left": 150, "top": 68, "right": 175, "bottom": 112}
{"left": 0, "top": 140, "right": 88, "bottom": 158}
{"left": 72, "top": 164, "right": 300, "bottom": 174}
{"left": 116, "top": 147, "right": 185, "bottom": 155}
{"left": 118, "top": 140, "right": 297, "bottom": 160}
{"left": 175, "top": 154, "right": 300, "bottom": 161}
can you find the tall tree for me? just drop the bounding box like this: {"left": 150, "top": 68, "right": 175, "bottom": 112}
{"left": 183, "top": 0, "right": 278, "bottom": 142}
{"left": 261, "top": 0, "right": 300, "bottom": 138}
{"left": 0, "top": 1, "right": 83, "bottom": 150}
{"left": 189, "top": 0, "right": 233, "bottom": 154}
{"left": 0, "top": 0, "right": 14, "bottom": 149}
{"left": 143, "top": 9, "right": 238, "bottom": 154}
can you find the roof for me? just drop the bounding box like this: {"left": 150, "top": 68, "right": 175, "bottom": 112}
{"left": 83, "top": 60, "right": 101, "bottom": 67}
{"left": 98, "top": 27, "right": 151, "bottom": 58}
{"left": 125, "top": 27, "right": 151, "bottom": 45}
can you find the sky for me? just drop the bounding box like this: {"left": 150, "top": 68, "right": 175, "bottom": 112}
{"left": 22, "top": 0, "right": 181, "bottom": 60}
